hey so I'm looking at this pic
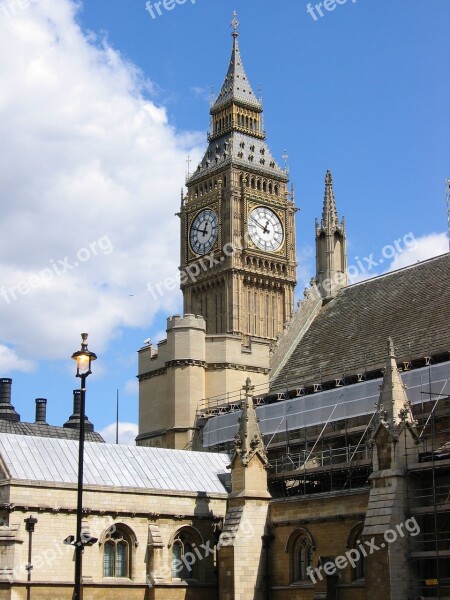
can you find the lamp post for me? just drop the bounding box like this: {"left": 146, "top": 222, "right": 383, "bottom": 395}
{"left": 24, "top": 516, "right": 37, "bottom": 600}
{"left": 71, "top": 333, "right": 96, "bottom": 600}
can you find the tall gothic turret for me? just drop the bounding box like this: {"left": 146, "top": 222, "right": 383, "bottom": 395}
{"left": 315, "top": 170, "right": 347, "bottom": 300}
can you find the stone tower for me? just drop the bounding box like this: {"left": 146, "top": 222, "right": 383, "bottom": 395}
{"left": 315, "top": 170, "right": 347, "bottom": 300}
{"left": 180, "top": 13, "right": 297, "bottom": 339}
{"left": 218, "top": 378, "right": 271, "bottom": 600}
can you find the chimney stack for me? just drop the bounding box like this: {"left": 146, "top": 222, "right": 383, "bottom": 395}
{"left": 35, "top": 398, "right": 47, "bottom": 423}
{"left": 63, "top": 389, "right": 94, "bottom": 433}
{"left": 0, "top": 378, "right": 20, "bottom": 422}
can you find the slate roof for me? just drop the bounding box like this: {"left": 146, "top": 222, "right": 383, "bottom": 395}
{"left": 0, "top": 434, "right": 230, "bottom": 494}
{"left": 0, "top": 420, "right": 104, "bottom": 443}
{"left": 188, "top": 131, "right": 287, "bottom": 184}
{"left": 271, "top": 253, "right": 450, "bottom": 390}
{"left": 188, "top": 32, "right": 286, "bottom": 184}
{"left": 212, "top": 34, "right": 261, "bottom": 112}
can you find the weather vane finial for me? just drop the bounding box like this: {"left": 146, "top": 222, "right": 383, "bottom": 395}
{"left": 231, "top": 10, "right": 240, "bottom": 37}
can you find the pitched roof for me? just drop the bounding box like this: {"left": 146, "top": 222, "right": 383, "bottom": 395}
{"left": 212, "top": 32, "right": 261, "bottom": 112}
{"left": 0, "top": 420, "right": 104, "bottom": 442}
{"left": 271, "top": 254, "right": 450, "bottom": 390}
{"left": 0, "top": 434, "right": 230, "bottom": 494}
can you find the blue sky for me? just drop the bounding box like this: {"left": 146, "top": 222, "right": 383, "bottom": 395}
{"left": 0, "top": 0, "right": 448, "bottom": 442}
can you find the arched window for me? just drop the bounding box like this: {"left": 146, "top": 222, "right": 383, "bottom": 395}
{"left": 171, "top": 529, "right": 199, "bottom": 580}
{"left": 103, "top": 525, "right": 132, "bottom": 578}
{"left": 285, "top": 529, "right": 315, "bottom": 585}
{"left": 292, "top": 536, "right": 313, "bottom": 582}
{"left": 347, "top": 523, "right": 365, "bottom": 581}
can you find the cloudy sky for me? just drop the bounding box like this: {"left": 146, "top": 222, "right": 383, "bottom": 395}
{"left": 0, "top": 0, "right": 448, "bottom": 443}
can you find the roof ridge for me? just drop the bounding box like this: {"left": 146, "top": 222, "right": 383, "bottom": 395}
{"left": 345, "top": 252, "right": 449, "bottom": 291}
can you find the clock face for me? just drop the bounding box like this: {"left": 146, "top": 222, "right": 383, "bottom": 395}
{"left": 248, "top": 206, "right": 284, "bottom": 252}
{"left": 189, "top": 209, "right": 219, "bottom": 255}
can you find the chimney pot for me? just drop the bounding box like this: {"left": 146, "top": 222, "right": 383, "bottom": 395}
{"left": 0, "top": 378, "right": 20, "bottom": 422}
{"left": 35, "top": 398, "right": 47, "bottom": 423}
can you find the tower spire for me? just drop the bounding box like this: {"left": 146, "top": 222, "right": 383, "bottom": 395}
{"left": 315, "top": 170, "right": 348, "bottom": 301}
{"left": 212, "top": 13, "right": 261, "bottom": 113}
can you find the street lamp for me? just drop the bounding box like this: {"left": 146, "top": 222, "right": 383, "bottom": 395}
{"left": 71, "top": 333, "right": 96, "bottom": 600}
{"left": 24, "top": 516, "right": 37, "bottom": 600}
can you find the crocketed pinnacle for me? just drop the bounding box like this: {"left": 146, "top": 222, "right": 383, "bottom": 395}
{"left": 321, "top": 170, "right": 339, "bottom": 230}
{"left": 234, "top": 378, "right": 268, "bottom": 467}
{"left": 376, "top": 337, "right": 414, "bottom": 427}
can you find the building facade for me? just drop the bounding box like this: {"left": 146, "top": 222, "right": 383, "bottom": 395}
{"left": 0, "top": 12, "right": 448, "bottom": 600}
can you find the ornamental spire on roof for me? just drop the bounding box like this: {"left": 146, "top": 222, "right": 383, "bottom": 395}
{"left": 376, "top": 337, "right": 415, "bottom": 427}
{"left": 315, "top": 170, "right": 348, "bottom": 300}
{"left": 233, "top": 378, "right": 268, "bottom": 467}
{"left": 321, "top": 170, "right": 339, "bottom": 230}
{"left": 212, "top": 11, "right": 261, "bottom": 111}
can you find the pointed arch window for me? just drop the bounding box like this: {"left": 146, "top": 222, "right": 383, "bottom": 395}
{"left": 103, "top": 526, "right": 132, "bottom": 578}
{"left": 171, "top": 529, "right": 199, "bottom": 580}
{"left": 347, "top": 523, "right": 365, "bottom": 581}
{"left": 286, "top": 528, "right": 315, "bottom": 585}
{"left": 293, "top": 536, "right": 313, "bottom": 582}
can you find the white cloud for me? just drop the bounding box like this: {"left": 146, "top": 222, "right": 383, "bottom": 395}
{"left": 0, "top": 345, "right": 34, "bottom": 373}
{"left": 386, "top": 232, "right": 447, "bottom": 272}
{"left": 99, "top": 422, "right": 138, "bottom": 445}
{"left": 123, "top": 378, "right": 138, "bottom": 396}
{"left": 0, "top": 0, "right": 202, "bottom": 365}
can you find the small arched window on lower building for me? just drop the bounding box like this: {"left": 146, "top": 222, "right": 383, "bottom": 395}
{"left": 293, "top": 536, "right": 314, "bottom": 582}
{"left": 170, "top": 527, "right": 202, "bottom": 581}
{"left": 102, "top": 524, "right": 135, "bottom": 578}
{"left": 286, "top": 528, "right": 316, "bottom": 584}
{"left": 347, "top": 522, "right": 365, "bottom": 581}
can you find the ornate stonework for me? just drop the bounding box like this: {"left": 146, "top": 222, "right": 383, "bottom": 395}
{"left": 180, "top": 23, "right": 297, "bottom": 339}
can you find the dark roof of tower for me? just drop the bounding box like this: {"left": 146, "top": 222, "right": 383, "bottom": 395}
{"left": 271, "top": 253, "right": 450, "bottom": 390}
{"left": 212, "top": 30, "right": 262, "bottom": 112}
{"left": 0, "top": 419, "right": 104, "bottom": 442}
{"left": 188, "top": 21, "right": 286, "bottom": 184}
{"left": 188, "top": 131, "right": 287, "bottom": 184}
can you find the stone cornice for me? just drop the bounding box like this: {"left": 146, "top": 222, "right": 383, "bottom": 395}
{"left": 139, "top": 361, "right": 270, "bottom": 381}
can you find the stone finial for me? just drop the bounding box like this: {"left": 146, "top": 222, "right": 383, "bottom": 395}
{"left": 375, "top": 337, "right": 414, "bottom": 428}
{"left": 234, "top": 378, "right": 268, "bottom": 467}
{"left": 231, "top": 10, "right": 240, "bottom": 37}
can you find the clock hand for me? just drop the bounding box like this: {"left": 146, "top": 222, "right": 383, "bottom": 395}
{"left": 249, "top": 217, "right": 269, "bottom": 233}
{"left": 191, "top": 226, "right": 208, "bottom": 235}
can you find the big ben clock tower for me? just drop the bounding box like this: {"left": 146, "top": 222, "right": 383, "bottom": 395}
{"left": 138, "top": 14, "right": 297, "bottom": 450}
{"left": 180, "top": 13, "right": 297, "bottom": 340}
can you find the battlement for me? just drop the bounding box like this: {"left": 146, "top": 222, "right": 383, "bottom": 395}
{"left": 167, "top": 314, "right": 206, "bottom": 332}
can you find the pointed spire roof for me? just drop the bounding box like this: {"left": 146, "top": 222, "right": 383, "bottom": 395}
{"left": 233, "top": 378, "right": 268, "bottom": 467}
{"left": 212, "top": 11, "right": 262, "bottom": 112}
{"left": 376, "top": 337, "right": 414, "bottom": 427}
{"left": 320, "top": 170, "right": 339, "bottom": 230}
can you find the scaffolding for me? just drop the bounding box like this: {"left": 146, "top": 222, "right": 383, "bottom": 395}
{"left": 404, "top": 369, "right": 450, "bottom": 599}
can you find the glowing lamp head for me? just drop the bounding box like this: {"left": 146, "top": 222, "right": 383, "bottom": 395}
{"left": 71, "top": 333, "right": 97, "bottom": 374}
